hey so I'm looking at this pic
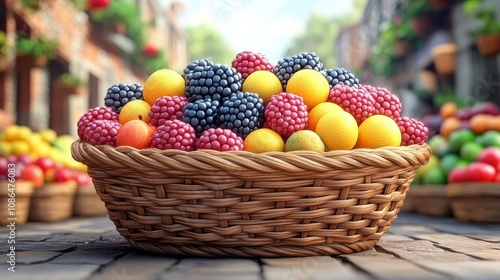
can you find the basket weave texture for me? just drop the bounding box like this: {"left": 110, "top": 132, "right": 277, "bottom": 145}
{"left": 71, "top": 141, "right": 431, "bottom": 257}
{"left": 412, "top": 185, "right": 452, "bottom": 217}
{"left": 446, "top": 183, "right": 500, "bottom": 223}
{"left": 73, "top": 185, "right": 108, "bottom": 217}
{"left": 0, "top": 181, "right": 33, "bottom": 226}
{"left": 29, "top": 182, "right": 77, "bottom": 222}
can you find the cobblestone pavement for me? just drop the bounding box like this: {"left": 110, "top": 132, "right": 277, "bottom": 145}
{"left": 1, "top": 213, "right": 499, "bottom": 280}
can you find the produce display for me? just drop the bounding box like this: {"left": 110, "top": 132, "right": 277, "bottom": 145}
{"left": 415, "top": 101, "right": 500, "bottom": 185}
{"left": 76, "top": 51, "right": 429, "bottom": 152}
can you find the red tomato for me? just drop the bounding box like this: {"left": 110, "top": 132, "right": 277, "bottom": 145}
{"left": 19, "top": 164, "right": 45, "bottom": 187}
{"left": 466, "top": 162, "right": 496, "bottom": 182}
{"left": 448, "top": 167, "right": 468, "bottom": 183}
{"left": 477, "top": 147, "right": 500, "bottom": 171}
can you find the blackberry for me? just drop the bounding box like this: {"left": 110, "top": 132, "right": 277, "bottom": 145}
{"left": 182, "top": 98, "right": 220, "bottom": 137}
{"left": 181, "top": 59, "right": 215, "bottom": 78}
{"left": 218, "top": 92, "right": 265, "bottom": 138}
{"left": 104, "top": 83, "right": 143, "bottom": 113}
{"left": 321, "top": 68, "right": 360, "bottom": 89}
{"left": 273, "top": 52, "right": 324, "bottom": 90}
{"left": 184, "top": 63, "right": 242, "bottom": 102}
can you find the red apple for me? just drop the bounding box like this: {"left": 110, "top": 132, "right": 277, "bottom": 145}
{"left": 34, "top": 157, "right": 56, "bottom": 173}
{"left": 116, "top": 120, "right": 156, "bottom": 149}
{"left": 477, "top": 147, "right": 500, "bottom": 171}
{"left": 16, "top": 154, "right": 33, "bottom": 164}
{"left": 53, "top": 168, "right": 76, "bottom": 183}
{"left": 18, "top": 164, "right": 45, "bottom": 187}
{"left": 87, "top": 0, "right": 110, "bottom": 10}
{"left": 448, "top": 167, "right": 468, "bottom": 183}
{"left": 143, "top": 44, "right": 160, "bottom": 57}
{"left": 74, "top": 172, "right": 93, "bottom": 187}
{"left": 467, "top": 162, "right": 496, "bottom": 182}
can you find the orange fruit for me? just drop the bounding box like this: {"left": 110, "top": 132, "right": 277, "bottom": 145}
{"left": 308, "top": 102, "right": 343, "bottom": 131}
{"left": 244, "top": 128, "right": 285, "bottom": 153}
{"left": 316, "top": 110, "right": 358, "bottom": 150}
{"left": 143, "top": 69, "right": 185, "bottom": 105}
{"left": 285, "top": 69, "right": 330, "bottom": 110}
{"left": 469, "top": 114, "right": 492, "bottom": 134}
{"left": 284, "top": 130, "right": 326, "bottom": 152}
{"left": 440, "top": 117, "right": 461, "bottom": 138}
{"left": 119, "top": 100, "right": 151, "bottom": 125}
{"left": 488, "top": 116, "right": 500, "bottom": 131}
{"left": 355, "top": 115, "right": 401, "bottom": 148}
{"left": 439, "top": 102, "right": 457, "bottom": 119}
{"left": 242, "top": 71, "right": 282, "bottom": 105}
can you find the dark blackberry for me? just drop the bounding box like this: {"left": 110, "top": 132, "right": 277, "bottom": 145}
{"left": 181, "top": 59, "right": 215, "bottom": 78}
{"left": 273, "top": 52, "right": 324, "bottom": 90}
{"left": 321, "top": 68, "right": 360, "bottom": 89}
{"left": 182, "top": 98, "right": 220, "bottom": 137}
{"left": 218, "top": 92, "right": 265, "bottom": 138}
{"left": 184, "top": 63, "right": 242, "bottom": 102}
{"left": 104, "top": 83, "right": 143, "bottom": 113}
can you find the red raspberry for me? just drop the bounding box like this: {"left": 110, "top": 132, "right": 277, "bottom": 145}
{"left": 264, "top": 92, "right": 308, "bottom": 139}
{"left": 231, "top": 51, "right": 274, "bottom": 79}
{"left": 362, "top": 85, "right": 402, "bottom": 119}
{"left": 328, "top": 84, "right": 374, "bottom": 124}
{"left": 396, "top": 116, "right": 429, "bottom": 146}
{"left": 77, "top": 107, "right": 118, "bottom": 140}
{"left": 196, "top": 128, "right": 244, "bottom": 151}
{"left": 148, "top": 96, "right": 189, "bottom": 127}
{"left": 150, "top": 119, "right": 197, "bottom": 150}
{"left": 83, "top": 120, "right": 121, "bottom": 146}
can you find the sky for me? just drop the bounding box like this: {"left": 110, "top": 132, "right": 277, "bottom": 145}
{"left": 161, "top": 0, "right": 357, "bottom": 64}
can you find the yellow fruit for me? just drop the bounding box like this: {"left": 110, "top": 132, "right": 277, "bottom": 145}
{"left": 16, "top": 126, "right": 32, "bottom": 142}
{"left": 9, "top": 141, "right": 30, "bottom": 155}
{"left": 39, "top": 128, "right": 57, "bottom": 143}
{"left": 244, "top": 128, "right": 285, "bottom": 153}
{"left": 316, "top": 111, "right": 358, "bottom": 150}
{"left": 3, "top": 125, "right": 20, "bottom": 141}
{"left": 308, "top": 102, "right": 343, "bottom": 131}
{"left": 143, "top": 69, "right": 185, "bottom": 105}
{"left": 119, "top": 100, "right": 151, "bottom": 125}
{"left": 242, "top": 71, "right": 283, "bottom": 105}
{"left": 285, "top": 69, "right": 330, "bottom": 110}
{"left": 0, "top": 141, "right": 12, "bottom": 155}
{"left": 284, "top": 130, "right": 325, "bottom": 152}
{"left": 355, "top": 115, "right": 402, "bottom": 148}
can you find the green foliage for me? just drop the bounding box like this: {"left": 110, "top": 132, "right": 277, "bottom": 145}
{"left": 138, "top": 48, "right": 170, "bottom": 74}
{"left": 20, "top": 0, "right": 41, "bottom": 9}
{"left": 401, "top": 0, "right": 435, "bottom": 18}
{"left": 16, "top": 34, "right": 57, "bottom": 58}
{"left": 59, "top": 73, "right": 86, "bottom": 87}
{"left": 0, "top": 31, "right": 13, "bottom": 57}
{"left": 464, "top": 0, "right": 500, "bottom": 36}
{"left": 186, "top": 24, "right": 234, "bottom": 65}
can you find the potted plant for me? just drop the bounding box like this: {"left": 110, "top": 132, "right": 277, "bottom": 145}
{"left": 89, "top": 0, "right": 139, "bottom": 34}
{"left": 16, "top": 34, "right": 57, "bottom": 68}
{"left": 54, "top": 73, "right": 87, "bottom": 95}
{"left": 464, "top": 0, "right": 500, "bottom": 56}
{"left": 431, "top": 43, "right": 457, "bottom": 76}
{"left": 403, "top": 0, "right": 437, "bottom": 37}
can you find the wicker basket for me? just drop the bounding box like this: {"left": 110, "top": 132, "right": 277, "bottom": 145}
{"left": 412, "top": 185, "right": 452, "bottom": 217}
{"left": 399, "top": 185, "right": 417, "bottom": 213}
{"left": 28, "top": 182, "right": 77, "bottom": 222}
{"left": 446, "top": 183, "right": 500, "bottom": 223}
{"left": 0, "top": 181, "right": 34, "bottom": 226}
{"left": 71, "top": 141, "right": 432, "bottom": 257}
{"left": 73, "top": 185, "right": 108, "bottom": 216}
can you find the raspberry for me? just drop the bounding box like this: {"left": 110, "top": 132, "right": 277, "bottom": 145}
{"left": 328, "top": 84, "right": 375, "bottom": 125}
{"left": 218, "top": 92, "right": 265, "bottom": 138}
{"left": 182, "top": 98, "right": 220, "bottom": 137}
{"left": 273, "top": 52, "right": 324, "bottom": 90}
{"left": 362, "top": 85, "right": 402, "bottom": 120}
{"left": 83, "top": 120, "right": 121, "bottom": 146}
{"left": 231, "top": 51, "right": 274, "bottom": 80}
{"left": 396, "top": 116, "right": 429, "bottom": 146}
{"left": 264, "top": 92, "right": 308, "bottom": 139}
{"left": 77, "top": 106, "right": 119, "bottom": 141}
{"left": 148, "top": 96, "right": 189, "bottom": 127}
{"left": 150, "top": 119, "right": 197, "bottom": 150}
{"left": 195, "top": 128, "right": 244, "bottom": 151}
{"left": 104, "top": 83, "right": 143, "bottom": 113}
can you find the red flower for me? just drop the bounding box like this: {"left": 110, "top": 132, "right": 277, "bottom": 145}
{"left": 87, "top": 0, "right": 110, "bottom": 10}
{"left": 143, "top": 45, "right": 160, "bottom": 57}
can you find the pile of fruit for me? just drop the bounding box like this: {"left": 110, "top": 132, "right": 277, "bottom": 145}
{"left": 0, "top": 125, "right": 91, "bottom": 187}
{"left": 415, "top": 101, "right": 500, "bottom": 185}
{"left": 77, "top": 51, "right": 429, "bottom": 152}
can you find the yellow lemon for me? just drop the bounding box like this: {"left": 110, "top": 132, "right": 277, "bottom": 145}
{"left": 244, "top": 128, "right": 285, "bottom": 153}
{"left": 143, "top": 69, "right": 185, "bottom": 105}
{"left": 39, "top": 128, "right": 57, "bottom": 143}
{"left": 285, "top": 69, "right": 330, "bottom": 110}
{"left": 316, "top": 110, "right": 358, "bottom": 150}
{"left": 355, "top": 114, "right": 402, "bottom": 148}
{"left": 119, "top": 100, "right": 151, "bottom": 125}
{"left": 284, "top": 130, "right": 325, "bottom": 152}
{"left": 242, "top": 71, "right": 283, "bottom": 105}
{"left": 3, "top": 125, "right": 20, "bottom": 141}
{"left": 308, "top": 102, "right": 343, "bottom": 131}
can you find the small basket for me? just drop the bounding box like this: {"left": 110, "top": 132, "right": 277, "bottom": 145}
{"left": 446, "top": 183, "right": 500, "bottom": 223}
{"left": 28, "top": 182, "right": 77, "bottom": 222}
{"left": 412, "top": 185, "right": 452, "bottom": 217}
{"left": 73, "top": 185, "right": 108, "bottom": 216}
{"left": 71, "top": 141, "right": 431, "bottom": 257}
{"left": 399, "top": 185, "right": 417, "bottom": 213}
{"left": 0, "top": 181, "right": 34, "bottom": 226}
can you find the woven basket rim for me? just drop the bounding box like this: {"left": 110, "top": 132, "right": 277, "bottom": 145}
{"left": 446, "top": 183, "right": 500, "bottom": 197}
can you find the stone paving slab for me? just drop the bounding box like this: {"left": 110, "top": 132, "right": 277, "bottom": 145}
{"left": 1, "top": 213, "right": 500, "bottom": 279}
